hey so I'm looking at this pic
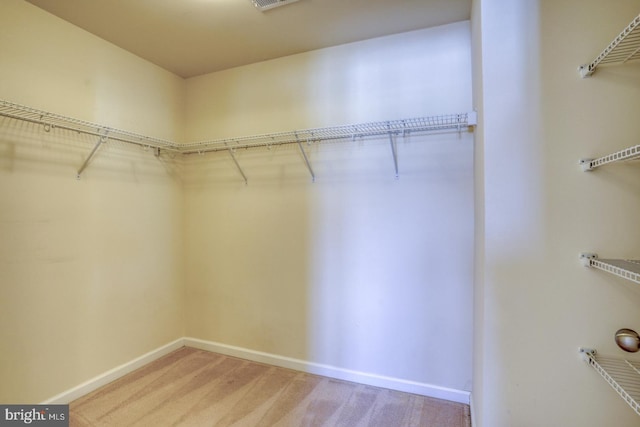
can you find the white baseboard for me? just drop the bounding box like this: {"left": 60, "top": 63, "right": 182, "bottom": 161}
{"left": 42, "top": 336, "right": 470, "bottom": 406}
{"left": 184, "top": 337, "right": 470, "bottom": 405}
{"left": 469, "top": 393, "right": 476, "bottom": 426}
{"left": 41, "top": 338, "right": 185, "bottom": 404}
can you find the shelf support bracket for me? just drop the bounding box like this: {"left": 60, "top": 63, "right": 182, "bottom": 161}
{"left": 76, "top": 133, "right": 107, "bottom": 179}
{"left": 226, "top": 145, "right": 247, "bottom": 184}
{"left": 580, "top": 253, "right": 598, "bottom": 267}
{"left": 295, "top": 133, "right": 315, "bottom": 182}
{"left": 579, "top": 158, "right": 594, "bottom": 172}
{"left": 578, "top": 64, "right": 594, "bottom": 78}
{"left": 579, "top": 347, "right": 596, "bottom": 361}
{"left": 389, "top": 132, "right": 399, "bottom": 178}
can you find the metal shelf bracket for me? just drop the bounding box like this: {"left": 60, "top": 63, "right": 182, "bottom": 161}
{"left": 579, "top": 64, "right": 594, "bottom": 78}
{"left": 580, "top": 253, "right": 598, "bottom": 267}
{"left": 580, "top": 347, "right": 596, "bottom": 360}
{"left": 579, "top": 158, "right": 594, "bottom": 172}
{"left": 295, "top": 132, "right": 315, "bottom": 182}
{"left": 389, "top": 131, "right": 399, "bottom": 178}
{"left": 467, "top": 111, "right": 478, "bottom": 126}
{"left": 226, "top": 145, "right": 247, "bottom": 184}
{"left": 76, "top": 133, "right": 108, "bottom": 179}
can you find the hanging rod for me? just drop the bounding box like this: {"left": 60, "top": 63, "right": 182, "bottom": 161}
{"left": 579, "top": 13, "right": 640, "bottom": 77}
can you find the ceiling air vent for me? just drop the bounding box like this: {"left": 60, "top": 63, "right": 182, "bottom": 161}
{"left": 251, "top": 0, "right": 300, "bottom": 12}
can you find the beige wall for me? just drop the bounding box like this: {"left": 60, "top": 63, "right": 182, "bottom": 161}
{"left": 185, "top": 23, "right": 472, "bottom": 141}
{"left": 474, "top": 0, "right": 640, "bottom": 425}
{"left": 183, "top": 22, "right": 474, "bottom": 393}
{"left": 0, "top": 0, "right": 185, "bottom": 403}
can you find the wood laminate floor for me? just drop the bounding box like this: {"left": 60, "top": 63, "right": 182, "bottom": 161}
{"left": 70, "top": 347, "right": 471, "bottom": 427}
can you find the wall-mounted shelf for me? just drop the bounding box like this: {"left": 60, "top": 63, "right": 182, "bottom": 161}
{"left": 578, "top": 11, "right": 640, "bottom": 421}
{"left": 579, "top": 13, "right": 640, "bottom": 77}
{"left": 0, "top": 99, "right": 179, "bottom": 152}
{"left": 181, "top": 113, "right": 476, "bottom": 155}
{"left": 580, "top": 348, "right": 640, "bottom": 416}
{"left": 0, "top": 99, "right": 476, "bottom": 181}
{"left": 580, "top": 254, "right": 640, "bottom": 285}
{"left": 0, "top": 99, "right": 180, "bottom": 179}
{"left": 580, "top": 144, "right": 640, "bottom": 171}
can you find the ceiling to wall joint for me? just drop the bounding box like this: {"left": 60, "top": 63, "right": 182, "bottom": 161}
{"left": 22, "top": 0, "right": 472, "bottom": 77}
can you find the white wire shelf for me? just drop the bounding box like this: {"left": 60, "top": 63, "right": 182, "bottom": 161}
{"left": 580, "top": 145, "right": 640, "bottom": 171}
{"left": 0, "top": 98, "right": 476, "bottom": 180}
{"left": 581, "top": 254, "right": 640, "bottom": 285}
{"left": 0, "top": 99, "right": 179, "bottom": 152}
{"left": 579, "top": 13, "right": 640, "bottom": 77}
{"left": 180, "top": 113, "right": 477, "bottom": 155}
{"left": 580, "top": 348, "right": 640, "bottom": 416}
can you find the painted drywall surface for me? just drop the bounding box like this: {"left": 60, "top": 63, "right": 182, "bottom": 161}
{"left": 0, "top": 0, "right": 185, "bottom": 403}
{"left": 470, "top": 0, "right": 484, "bottom": 424}
{"left": 185, "top": 23, "right": 473, "bottom": 140}
{"left": 183, "top": 22, "right": 474, "bottom": 392}
{"left": 0, "top": 0, "right": 185, "bottom": 142}
{"left": 474, "top": 0, "right": 640, "bottom": 426}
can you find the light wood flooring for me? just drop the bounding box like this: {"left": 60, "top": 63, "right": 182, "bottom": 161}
{"left": 70, "top": 347, "right": 471, "bottom": 426}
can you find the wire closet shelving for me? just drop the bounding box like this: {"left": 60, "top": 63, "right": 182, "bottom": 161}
{"left": 579, "top": 13, "right": 640, "bottom": 78}
{"left": 577, "top": 12, "right": 640, "bottom": 171}
{"left": 0, "top": 99, "right": 476, "bottom": 181}
{"left": 578, "top": 11, "right": 640, "bottom": 419}
{"left": 580, "top": 145, "right": 640, "bottom": 171}
{"left": 580, "top": 349, "right": 640, "bottom": 416}
{"left": 580, "top": 254, "right": 640, "bottom": 285}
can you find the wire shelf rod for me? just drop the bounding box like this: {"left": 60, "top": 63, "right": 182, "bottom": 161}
{"left": 580, "top": 349, "right": 640, "bottom": 416}
{"left": 580, "top": 254, "right": 640, "bottom": 285}
{"left": 580, "top": 13, "right": 640, "bottom": 77}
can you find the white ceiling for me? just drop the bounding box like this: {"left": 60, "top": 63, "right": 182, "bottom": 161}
{"left": 24, "top": 0, "right": 471, "bottom": 79}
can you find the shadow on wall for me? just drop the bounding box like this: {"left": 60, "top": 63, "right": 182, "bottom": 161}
{"left": 182, "top": 129, "right": 474, "bottom": 392}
